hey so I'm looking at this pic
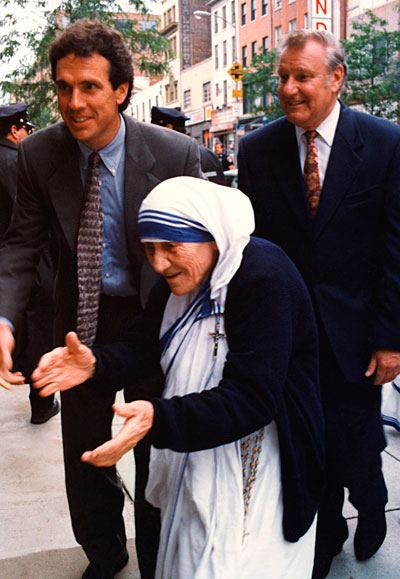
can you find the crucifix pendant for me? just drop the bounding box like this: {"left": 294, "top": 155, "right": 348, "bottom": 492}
{"left": 208, "top": 313, "right": 227, "bottom": 359}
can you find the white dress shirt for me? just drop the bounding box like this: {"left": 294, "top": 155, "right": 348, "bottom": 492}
{"left": 295, "top": 100, "right": 341, "bottom": 188}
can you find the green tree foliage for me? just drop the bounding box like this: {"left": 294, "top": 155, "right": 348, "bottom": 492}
{"left": 242, "top": 49, "right": 283, "bottom": 122}
{"left": 342, "top": 9, "right": 400, "bottom": 121}
{"left": 0, "top": 0, "right": 170, "bottom": 127}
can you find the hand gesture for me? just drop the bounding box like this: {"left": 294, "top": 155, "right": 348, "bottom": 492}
{"left": 0, "top": 322, "right": 25, "bottom": 390}
{"left": 32, "top": 332, "right": 96, "bottom": 397}
{"left": 81, "top": 401, "right": 154, "bottom": 467}
{"left": 365, "top": 348, "right": 400, "bottom": 385}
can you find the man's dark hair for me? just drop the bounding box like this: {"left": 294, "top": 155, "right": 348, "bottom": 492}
{"left": 49, "top": 19, "right": 133, "bottom": 112}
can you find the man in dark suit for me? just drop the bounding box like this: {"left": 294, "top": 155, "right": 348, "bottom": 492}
{"left": 238, "top": 29, "right": 400, "bottom": 579}
{"left": 0, "top": 19, "right": 202, "bottom": 579}
{"left": 0, "top": 103, "right": 59, "bottom": 424}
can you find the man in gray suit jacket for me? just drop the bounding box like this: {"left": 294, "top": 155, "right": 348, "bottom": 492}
{"left": 238, "top": 30, "right": 400, "bottom": 579}
{"left": 0, "top": 19, "right": 202, "bottom": 579}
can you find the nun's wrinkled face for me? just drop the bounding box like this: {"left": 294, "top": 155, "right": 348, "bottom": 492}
{"left": 143, "top": 241, "right": 219, "bottom": 296}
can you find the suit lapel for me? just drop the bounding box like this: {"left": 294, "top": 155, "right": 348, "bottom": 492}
{"left": 48, "top": 129, "right": 83, "bottom": 252}
{"left": 270, "top": 120, "right": 313, "bottom": 235}
{"left": 313, "top": 105, "right": 364, "bottom": 239}
{"left": 123, "top": 116, "right": 159, "bottom": 253}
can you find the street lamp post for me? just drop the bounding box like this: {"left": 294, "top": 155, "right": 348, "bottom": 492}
{"left": 193, "top": 9, "right": 235, "bottom": 30}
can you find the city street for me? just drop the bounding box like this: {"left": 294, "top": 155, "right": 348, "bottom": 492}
{"left": 0, "top": 383, "right": 399, "bottom": 578}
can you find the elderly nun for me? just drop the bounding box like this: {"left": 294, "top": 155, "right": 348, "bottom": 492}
{"left": 33, "top": 176, "right": 325, "bottom": 578}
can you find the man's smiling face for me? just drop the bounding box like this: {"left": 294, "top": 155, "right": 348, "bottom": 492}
{"left": 55, "top": 52, "right": 128, "bottom": 150}
{"left": 277, "top": 40, "right": 344, "bottom": 130}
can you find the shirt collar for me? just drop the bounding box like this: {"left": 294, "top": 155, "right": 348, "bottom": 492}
{"left": 78, "top": 114, "right": 126, "bottom": 175}
{"left": 295, "top": 100, "right": 341, "bottom": 147}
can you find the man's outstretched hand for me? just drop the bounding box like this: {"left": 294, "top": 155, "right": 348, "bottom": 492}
{"left": 32, "top": 332, "right": 96, "bottom": 397}
{"left": 0, "top": 322, "right": 25, "bottom": 390}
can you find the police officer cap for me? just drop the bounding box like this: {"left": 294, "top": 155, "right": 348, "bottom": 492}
{"left": 151, "top": 106, "right": 189, "bottom": 128}
{"left": 0, "top": 103, "right": 34, "bottom": 131}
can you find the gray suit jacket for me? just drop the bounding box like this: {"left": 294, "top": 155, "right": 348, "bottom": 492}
{"left": 0, "top": 114, "right": 202, "bottom": 342}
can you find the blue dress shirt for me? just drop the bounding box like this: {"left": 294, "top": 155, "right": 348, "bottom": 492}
{"left": 78, "top": 116, "right": 135, "bottom": 297}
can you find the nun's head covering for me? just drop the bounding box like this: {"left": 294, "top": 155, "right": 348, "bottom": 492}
{"left": 138, "top": 176, "right": 255, "bottom": 304}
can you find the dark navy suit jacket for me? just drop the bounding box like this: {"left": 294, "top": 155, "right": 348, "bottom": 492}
{"left": 238, "top": 103, "right": 400, "bottom": 384}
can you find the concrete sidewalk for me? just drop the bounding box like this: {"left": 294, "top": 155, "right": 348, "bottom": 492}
{"left": 0, "top": 386, "right": 139, "bottom": 578}
{"left": 1, "top": 383, "right": 399, "bottom": 578}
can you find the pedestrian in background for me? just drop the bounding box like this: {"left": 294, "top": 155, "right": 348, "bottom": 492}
{"left": 238, "top": 29, "right": 400, "bottom": 579}
{"left": 214, "top": 140, "right": 234, "bottom": 171}
{"left": 0, "top": 20, "right": 202, "bottom": 579}
{"left": 0, "top": 103, "right": 59, "bottom": 424}
{"left": 151, "top": 105, "right": 226, "bottom": 186}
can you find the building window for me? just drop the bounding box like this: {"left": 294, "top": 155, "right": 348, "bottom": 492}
{"left": 275, "top": 25, "right": 282, "bottom": 47}
{"left": 223, "top": 40, "right": 227, "bottom": 67}
{"left": 165, "top": 6, "right": 176, "bottom": 27}
{"left": 289, "top": 19, "right": 297, "bottom": 31}
{"left": 262, "top": 0, "right": 268, "bottom": 16}
{"left": 142, "top": 102, "right": 145, "bottom": 121}
{"left": 173, "top": 81, "right": 178, "bottom": 102}
{"left": 140, "top": 19, "right": 157, "bottom": 31}
{"left": 304, "top": 12, "right": 309, "bottom": 28}
{"left": 251, "top": 41, "right": 257, "bottom": 61}
{"left": 262, "top": 36, "right": 268, "bottom": 54}
{"left": 215, "top": 45, "right": 219, "bottom": 69}
{"left": 232, "top": 35, "right": 237, "bottom": 61}
{"left": 203, "top": 81, "right": 211, "bottom": 103}
{"left": 216, "top": 82, "right": 220, "bottom": 97}
{"left": 222, "top": 6, "right": 227, "bottom": 28}
{"left": 170, "top": 35, "right": 177, "bottom": 57}
{"left": 183, "top": 89, "right": 191, "bottom": 109}
{"left": 251, "top": 0, "right": 256, "bottom": 21}
{"left": 165, "top": 82, "right": 178, "bottom": 104}
{"left": 231, "top": 0, "right": 236, "bottom": 24}
{"left": 242, "top": 44, "right": 247, "bottom": 68}
{"left": 214, "top": 12, "right": 218, "bottom": 33}
{"left": 275, "top": 0, "right": 282, "bottom": 9}
{"left": 223, "top": 80, "right": 228, "bottom": 106}
{"left": 241, "top": 3, "right": 246, "bottom": 26}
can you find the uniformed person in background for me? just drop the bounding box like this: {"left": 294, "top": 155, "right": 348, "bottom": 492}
{"left": 0, "top": 103, "right": 59, "bottom": 423}
{"left": 151, "top": 106, "right": 227, "bottom": 186}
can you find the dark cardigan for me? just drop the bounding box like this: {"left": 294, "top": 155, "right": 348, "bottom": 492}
{"left": 92, "top": 237, "right": 325, "bottom": 542}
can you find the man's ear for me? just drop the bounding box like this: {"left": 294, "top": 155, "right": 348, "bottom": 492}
{"left": 331, "top": 65, "right": 345, "bottom": 94}
{"left": 116, "top": 82, "right": 129, "bottom": 105}
{"left": 8, "top": 125, "right": 20, "bottom": 144}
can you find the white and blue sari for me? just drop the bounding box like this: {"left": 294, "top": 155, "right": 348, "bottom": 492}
{"left": 139, "top": 177, "right": 317, "bottom": 578}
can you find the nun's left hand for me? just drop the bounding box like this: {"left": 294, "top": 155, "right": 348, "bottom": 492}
{"left": 81, "top": 401, "right": 154, "bottom": 467}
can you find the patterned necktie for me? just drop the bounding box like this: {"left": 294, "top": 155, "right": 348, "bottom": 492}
{"left": 303, "top": 130, "right": 321, "bottom": 220}
{"left": 76, "top": 152, "right": 103, "bottom": 346}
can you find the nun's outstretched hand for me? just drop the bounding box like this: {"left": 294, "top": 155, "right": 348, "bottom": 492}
{"left": 81, "top": 401, "right": 154, "bottom": 467}
{"left": 32, "top": 332, "right": 96, "bottom": 397}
